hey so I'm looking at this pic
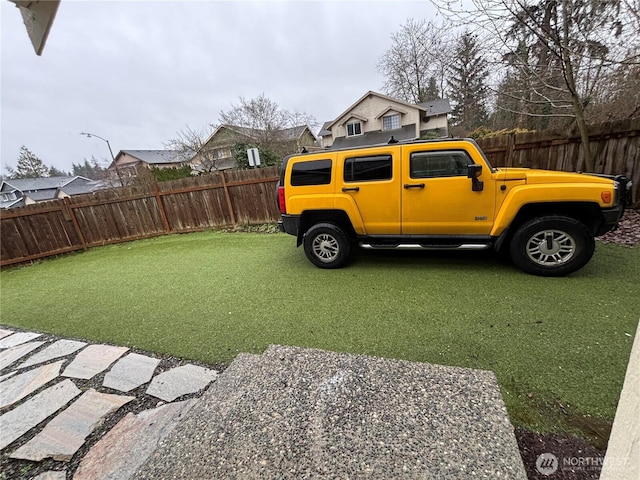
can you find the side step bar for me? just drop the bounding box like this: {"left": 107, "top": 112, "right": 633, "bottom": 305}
{"left": 360, "top": 243, "right": 492, "bottom": 251}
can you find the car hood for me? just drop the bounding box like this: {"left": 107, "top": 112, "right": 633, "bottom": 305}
{"left": 496, "top": 168, "right": 613, "bottom": 185}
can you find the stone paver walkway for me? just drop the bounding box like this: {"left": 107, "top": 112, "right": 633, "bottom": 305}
{"left": 11, "top": 389, "right": 135, "bottom": 461}
{"left": 4, "top": 327, "right": 583, "bottom": 479}
{"left": 0, "top": 326, "right": 218, "bottom": 479}
{"left": 103, "top": 353, "right": 160, "bottom": 392}
{"left": 146, "top": 363, "right": 218, "bottom": 401}
{"left": 62, "top": 344, "right": 130, "bottom": 380}
{"left": 0, "top": 360, "right": 65, "bottom": 408}
{"left": 73, "top": 399, "right": 197, "bottom": 480}
{"left": 18, "top": 339, "right": 87, "bottom": 370}
{"left": 0, "top": 341, "right": 45, "bottom": 370}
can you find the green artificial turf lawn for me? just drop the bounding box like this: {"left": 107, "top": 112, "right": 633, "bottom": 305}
{"left": 1, "top": 231, "right": 638, "bottom": 442}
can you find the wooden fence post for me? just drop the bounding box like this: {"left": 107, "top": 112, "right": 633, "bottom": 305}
{"left": 153, "top": 182, "right": 172, "bottom": 233}
{"left": 63, "top": 197, "right": 88, "bottom": 250}
{"left": 220, "top": 171, "right": 236, "bottom": 225}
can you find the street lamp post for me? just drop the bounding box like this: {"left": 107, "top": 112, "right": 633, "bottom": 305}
{"left": 80, "top": 132, "right": 124, "bottom": 186}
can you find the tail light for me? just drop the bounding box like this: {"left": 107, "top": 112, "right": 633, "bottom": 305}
{"left": 278, "top": 185, "right": 286, "bottom": 214}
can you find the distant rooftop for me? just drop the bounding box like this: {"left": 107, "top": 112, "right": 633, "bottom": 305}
{"left": 417, "top": 98, "right": 452, "bottom": 116}
{"left": 120, "top": 150, "right": 194, "bottom": 165}
{"left": 1, "top": 176, "right": 91, "bottom": 192}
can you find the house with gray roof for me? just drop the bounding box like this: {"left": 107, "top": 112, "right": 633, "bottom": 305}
{"left": 0, "top": 176, "right": 107, "bottom": 209}
{"left": 319, "top": 91, "right": 451, "bottom": 149}
{"left": 109, "top": 150, "right": 194, "bottom": 180}
{"left": 193, "top": 124, "right": 318, "bottom": 171}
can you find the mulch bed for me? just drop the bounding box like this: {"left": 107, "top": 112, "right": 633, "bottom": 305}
{"left": 516, "top": 427, "right": 606, "bottom": 479}
{"left": 598, "top": 208, "right": 640, "bottom": 246}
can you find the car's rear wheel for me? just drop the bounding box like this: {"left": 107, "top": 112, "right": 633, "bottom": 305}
{"left": 509, "top": 216, "right": 594, "bottom": 276}
{"left": 303, "top": 223, "right": 351, "bottom": 269}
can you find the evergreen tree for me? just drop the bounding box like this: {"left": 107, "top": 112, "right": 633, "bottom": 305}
{"left": 71, "top": 157, "right": 106, "bottom": 179}
{"left": 11, "top": 146, "right": 50, "bottom": 178}
{"left": 150, "top": 165, "right": 193, "bottom": 182}
{"left": 423, "top": 77, "right": 440, "bottom": 100}
{"left": 448, "top": 32, "right": 489, "bottom": 133}
{"left": 49, "top": 166, "right": 70, "bottom": 177}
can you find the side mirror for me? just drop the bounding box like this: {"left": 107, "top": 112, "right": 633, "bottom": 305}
{"left": 467, "top": 164, "right": 484, "bottom": 191}
{"left": 467, "top": 164, "right": 482, "bottom": 178}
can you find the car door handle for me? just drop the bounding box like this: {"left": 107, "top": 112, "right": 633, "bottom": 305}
{"left": 404, "top": 183, "right": 425, "bottom": 189}
{"left": 342, "top": 187, "right": 360, "bottom": 192}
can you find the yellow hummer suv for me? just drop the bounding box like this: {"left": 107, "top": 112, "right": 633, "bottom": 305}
{"left": 277, "top": 138, "right": 632, "bottom": 276}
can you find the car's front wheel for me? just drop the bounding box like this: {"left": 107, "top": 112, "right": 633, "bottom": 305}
{"left": 303, "top": 223, "right": 352, "bottom": 269}
{"left": 509, "top": 216, "right": 595, "bottom": 276}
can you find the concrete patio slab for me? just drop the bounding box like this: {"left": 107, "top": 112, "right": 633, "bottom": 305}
{"left": 0, "top": 379, "right": 81, "bottom": 451}
{"left": 0, "top": 331, "right": 42, "bottom": 349}
{"left": 62, "top": 344, "right": 129, "bottom": 380}
{"left": 10, "top": 389, "right": 135, "bottom": 461}
{"left": 0, "top": 360, "right": 64, "bottom": 409}
{"left": 74, "top": 399, "right": 196, "bottom": 480}
{"left": 103, "top": 353, "right": 160, "bottom": 393}
{"left": 17, "top": 339, "right": 87, "bottom": 369}
{"left": 0, "top": 341, "right": 45, "bottom": 371}
{"left": 136, "top": 346, "right": 526, "bottom": 479}
{"left": 145, "top": 364, "right": 217, "bottom": 402}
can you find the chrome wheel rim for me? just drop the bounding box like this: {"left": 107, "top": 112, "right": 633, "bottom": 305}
{"left": 526, "top": 229, "right": 576, "bottom": 266}
{"left": 312, "top": 233, "right": 339, "bottom": 263}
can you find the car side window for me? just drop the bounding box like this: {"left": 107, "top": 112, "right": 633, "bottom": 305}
{"left": 410, "top": 151, "right": 472, "bottom": 178}
{"left": 344, "top": 155, "right": 392, "bottom": 182}
{"left": 291, "top": 159, "right": 332, "bottom": 186}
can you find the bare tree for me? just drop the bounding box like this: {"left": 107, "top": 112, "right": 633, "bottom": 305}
{"left": 218, "top": 94, "right": 316, "bottom": 158}
{"left": 434, "top": 0, "right": 640, "bottom": 172}
{"left": 590, "top": 63, "right": 640, "bottom": 122}
{"left": 377, "top": 19, "right": 455, "bottom": 103}
{"left": 164, "top": 126, "right": 217, "bottom": 173}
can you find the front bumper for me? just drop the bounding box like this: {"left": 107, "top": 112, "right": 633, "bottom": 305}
{"left": 590, "top": 174, "right": 633, "bottom": 207}
{"left": 592, "top": 174, "right": 633, "bottom": 236}
{"left": 598, "top": 205, "right": 626, "bottom": 236}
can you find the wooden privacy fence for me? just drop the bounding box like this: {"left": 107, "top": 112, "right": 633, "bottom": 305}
{"left": 1, "top": 119, "right": 638, "bottom": 267}
{"left": 476, "top": 117, "right": 640, "bottom": 206}
{"left": 1, "top": 167, "right": 281, "bottom": 267}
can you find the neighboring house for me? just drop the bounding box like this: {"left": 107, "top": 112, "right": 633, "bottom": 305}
{"left": 320, "top": 91, "right": 451, "bottom": 149}
{"left": 0, "top": 176, "right": 107, "bottom": 209}
{"left": 192, "top": 124, "right": 318, "bottom": 171}
{"left": 110, "top": 150, "right": 194, "bottom": 180}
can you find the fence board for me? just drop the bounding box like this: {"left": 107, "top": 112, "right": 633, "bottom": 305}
{"left": 476, "top": 118, "right": 639, "bottom": 205}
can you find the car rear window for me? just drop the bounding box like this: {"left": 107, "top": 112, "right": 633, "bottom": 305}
{"left": 291, "top": 159, "right": 332, "bottom": 186}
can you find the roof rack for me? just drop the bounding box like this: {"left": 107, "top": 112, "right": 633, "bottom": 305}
{"left": 294, "top": 137, "right": 469, "bottom": 156}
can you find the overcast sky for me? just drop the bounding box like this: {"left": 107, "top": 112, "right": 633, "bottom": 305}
{"left": 1, "top": 0, "right": 437, "bottom": 173}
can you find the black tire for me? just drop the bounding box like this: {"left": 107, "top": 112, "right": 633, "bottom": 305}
{"left": 303, "top": 223, "right": 352, "bottom": 269}
{"left": 509, "top": 216, "right": 595, "bottom": 277}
